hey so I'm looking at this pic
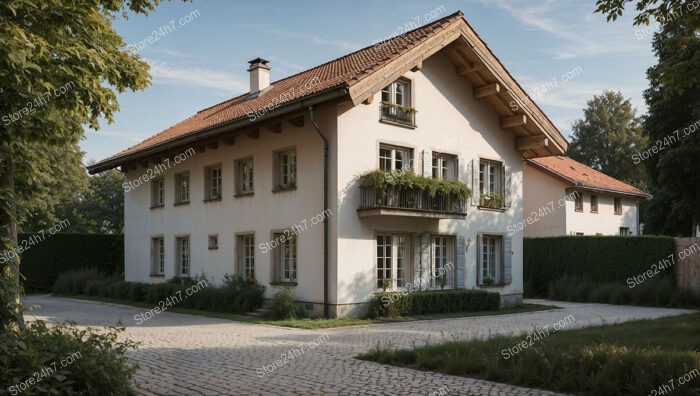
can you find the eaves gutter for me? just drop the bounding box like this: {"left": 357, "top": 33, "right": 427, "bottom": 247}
{"left": 87, "top": 85, "right": 350, "bottom": 174}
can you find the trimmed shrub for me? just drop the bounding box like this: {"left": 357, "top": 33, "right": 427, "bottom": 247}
{"left": 261, "top": 292, "right": 299, "bottom": 320}
{"left": 20, "top": 233, "right": 123, "bottom": 292}
{"left": 52, "top": 269, "right": 107, "bottom": 295}
{"left": 368, "top": 289, "right": 500, "bottom": 318}
{"left": 0, "top": 321, "right": 137, "bottom": 395}
{"left": 524, "top": 236, "right": 675, "bottom": 297}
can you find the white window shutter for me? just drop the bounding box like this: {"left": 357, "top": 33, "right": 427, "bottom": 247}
{"left": 414, "top": 234, "right": 423, "bottom": 288}
{"left": 456, "top": 236, "right": 465, "bottom": 288}
{"left": 503, "top": 236, "right": 512, "bottom": 285}
{"left": 504, "top": 165, "right": 512, "bottom": 208}
{"left": 476, "top": 234, "right": 483, "bottom": 286}
{"left": 469, "top": 159, "right": 479, "bottom": 206}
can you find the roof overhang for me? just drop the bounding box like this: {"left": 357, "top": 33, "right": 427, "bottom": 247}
{"left": 87, "top": 85, "right": 349, "bottom": 174}
{"left": 347, "top": 18, "right": 569, "bottom": 159}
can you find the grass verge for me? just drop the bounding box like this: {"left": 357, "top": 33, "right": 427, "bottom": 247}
{"left": 359, "top": 312, "right": 700, "bottom": 396}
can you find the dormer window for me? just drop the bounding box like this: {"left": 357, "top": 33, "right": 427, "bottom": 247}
{"left": 380, "top": 79, "right": 415, "bottom": 127}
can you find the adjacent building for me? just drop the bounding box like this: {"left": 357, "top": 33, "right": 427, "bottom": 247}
{"left": 89, "top": 11, "right": 568, "bottom": 317}
{"left": 523, "top": 156, "right": 650, "bottom": 237}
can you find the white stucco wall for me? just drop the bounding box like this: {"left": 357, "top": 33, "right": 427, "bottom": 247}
{"left": 522, "top": 165, "right": 568, "bottom": 237}
{"left": 335, "top": 53, "right": 525, "bottom": 309}
{"left": 564, "top": 192, "right": 640, "bottom": 236}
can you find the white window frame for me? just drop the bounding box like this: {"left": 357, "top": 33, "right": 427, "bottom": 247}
{"left": 381, "top": 79, "right": 411, "bottom": 107}
{"left": 432, "top": 153, "right": 457, "bottom": 180}
{"left": 275, "top": 149, "right": 297, "bottom": 190}
{"left": 376, "top": 233, "right": 411, "bottom": 291}
{"left": 273, "top": 232, "right": 297, "bottom": 282}
{"left": 481, "top": 235, "right": 501, "bottom": 284}
{"left": 432, "top": 236, "right": 455, "bottom": 289}
{"left": 236, "top": 158, "right": 254, "bottom": 195}
{"left": 479, "top": 160, "right": 503, "bottom": 196}
{"left": 151, "top": 237, "right": 165, "bottom": 275}
{"left": 590, "top": 195, "right": 598, "bottom": 213}
{"left": 379, "top": 144, "right": 412, "bottom": 172}
{"left": 614, "top": 197, "right": 622, "bottom": 215}
{"left": 237, "top": 234, "right": 255, "bottom": 279}
{"left": 205, "top": 165, "right": 222, "bottom": 200}
{"left": 151, "top": 178, "right": 164, "bottom": 207}
{"left": 176, "top": 236, "right": 190, "bottom": 277}
{"left": 175, "top": 172, "right": 190, "bottom": 204}
{"left": 208, "top": 234, "right": 218, "bottom": 250}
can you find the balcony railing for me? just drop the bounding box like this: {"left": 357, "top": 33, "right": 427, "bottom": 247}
{"left": 359, "top": 187, "right": 466, "bottom": 218}
{"left": 380, "top": 102, "right": 416, "bottom": 127}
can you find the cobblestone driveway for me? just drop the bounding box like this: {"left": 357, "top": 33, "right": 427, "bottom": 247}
{"left": 23, "top": 295, "right": 693, "bottom": 396}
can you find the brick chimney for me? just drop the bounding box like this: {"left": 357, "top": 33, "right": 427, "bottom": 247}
{"left": 247, "top": 58, "right": 270, "bottom": 94}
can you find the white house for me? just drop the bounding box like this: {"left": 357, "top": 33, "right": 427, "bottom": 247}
{"left": 88, "top": 11, "right": 568, "bottom": 317}
{"left": 523, "top": 156, "right": 650, "bottom": 237}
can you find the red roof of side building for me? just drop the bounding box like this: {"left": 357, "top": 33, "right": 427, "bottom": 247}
{"left": 526, "top": 156, "right": 651, "bottom": 198}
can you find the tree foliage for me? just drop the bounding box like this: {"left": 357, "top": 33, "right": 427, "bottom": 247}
{"left": 0, "top": 0, "right": 170, "bottom": 329}
{"left": 567, "top": 91, "right": 649, "bottom": 187}
{"left": 595, "top": 0, "right": 687, "bottom": 25}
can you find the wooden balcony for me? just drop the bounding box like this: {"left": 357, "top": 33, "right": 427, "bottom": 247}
{"left": 358, "top": 187, "right": 466, "bottom": 219}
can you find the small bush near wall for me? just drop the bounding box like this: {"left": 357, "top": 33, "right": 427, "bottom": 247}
{"left": 18, "top": 233, "right": 124, "bottom": 293}
{"left": 367, "top": 290, "right": 500, "bottom": 318}
{"left": 524, "top": 236, "right": 676, "bottom": 297}
{"left": 52, "top": 271, "right": 264, "bottom": 314}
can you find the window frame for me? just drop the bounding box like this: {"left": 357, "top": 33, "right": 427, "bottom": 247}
{"left": 204, "top": 164, "right": 222, "bottom": 201}
{"left": 381, "top": 78, "right": 411, "bottom": 108}
{"left": 480, "top": 234, "right": 502, "bottom": 284}
{"left": 272, "top": 231, "right": 297, "bottom": 283}
{"left": 379, "top": 144, "right": 412, "bottom": 173}
{"left": 274, "top": 149, "right": 297, "bottom": 191}
{"left": 237, "top": 234, "right": 256, "bottom": 280}
{"left": 174, "top": 171, "right": 190, "bottom": 205}
{"left": 208, "top": 234, "right": 218, "bottom": 250}
{"left": 175, "top": 235, "right": 191, "bottom": 277}
{"left": 619, "top": 227, "right": 631, "bottom": 236}
{"left": 432, "top": 235, "right": 455, "bottom": 289}
{"left": 478, "top": 159, "right": 505, "bottom": 208}
{"left": 614, "top": 197, "right": 622, "bottom": 215}
{"left": 431, "top": 153, "right": 457, "bottom": 181}
{"left": 151, "top": 177, "right": 165, "bottom": 208}
{"left": 375, "top": 233, "right": 411, "bottom": 291}
{"left": 574, "top": 193, "right": 584, "bottom": 212}
{"left": 235, "top": 157, "right": 254, "bottom": 196}
{"left": 590, "top": 195, "right": 598, "bottom": 213}
{"left": 151, "top": 236, "right": 165, "bottom": 276}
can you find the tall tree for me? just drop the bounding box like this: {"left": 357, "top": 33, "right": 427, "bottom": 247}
{"left": 0, "top": 0, "right": 167, "bottom": 329}
{"left": 70, "top": 168, "right": 125, "bottom": 234}
{"left": 567, "top": 91, "right": 649, "bottom": 187}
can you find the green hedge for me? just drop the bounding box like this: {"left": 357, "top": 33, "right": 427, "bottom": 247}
{"left": 53, "top": 271, "right": 264, "bottom": 314}
{"left": 524, "top": 236, "right": 676, "bottom": 297}
{"left": 368, "top": 289, "right": 500, "bottom": 318}
{"left": 17, "top": 233, "right": 123, "bottom": 292}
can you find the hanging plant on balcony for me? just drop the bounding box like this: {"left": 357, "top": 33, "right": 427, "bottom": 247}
{"left": 359, "top": 170, "right": 471, "bottom": 202}
{"left": 479, "top": 193, "right": 505, "bottom": 208}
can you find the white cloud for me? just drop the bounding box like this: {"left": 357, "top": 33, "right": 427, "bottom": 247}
{"left": 146, "top": 59, "right": 248, "bottom": 93}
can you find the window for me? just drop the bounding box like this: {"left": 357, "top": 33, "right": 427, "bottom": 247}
{"left": 432, "top": 153, "right": 457, "bottom": 180}
{"left": 237, "top": 234, "right": 255, "bottom": 279}
{"left": 151, "top": 178, "right": 164, "bottom": 207}
{"left": 432, "top": 236, "right": 455, "bottom": 289}
{"left": 275, "top": 149, "right": 296, "bottom": 190}
{"left": 273, "top": 232, "right": 297, "bottom": 282}
{"left": 175, "top": 172, "right": 190, "bottom": 204}
{"left": 478, "top": 159, "right": 505, "bottom": 208}
{"left": 176, "top": 236, "right": 190, "bottom": 277}
{"left": 620, "top": 227, "right": 631, "bottom": 236}
{"left": 151, "top": 237, "right": 165, "bottom": 275}
{"left": 376, "top": 234, "right": 410, "bottom": 290}
{"left": 205, "top": 165, "right": 222, "bottom": 200}
{"left": 575, "top": 232, "right": 584, "bottom": 236}
{"left": 236, "top": 158, "right": 254, "bottom": 195}
{"left": 614, "top": 197, "right": 622, "bottom": 215}
{"left": 574, "top": 193, "right": 584, "bottom": 212}
{"left": 590, "top": 195, "right": 598, "bottom": 213}
{"left": 380, "top": 79, "right": 415, "bottom": 126}
{"left": 379, "top": 144, "right": 412, "bottom": 172}
{"left": 480, "top": 235, "right": 501, "bottom": 284}
{"left": 208, "top": 234, "right": 218, "bottom": 250}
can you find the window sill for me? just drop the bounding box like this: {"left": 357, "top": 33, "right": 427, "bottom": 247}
{"left": 379, "top": 118, "right": 417, "bottom": 129}
{"left": 477, "top": 206, "right": 506, "bottom": 212}
{"left": 269, "top": 281, "right": 297, "bottom": 286}
{"left": 590, "top": 211, "right": 598, "bottom": 214}
{"left": 208, "top": 247, "right": 218, "bottom": 250}
{"left": 174, "top": 201, "right": 190, "bottom": 207}
{"left": 614, "top": 213, "right": 622, "bottom": 216}
{"left": 478, "top": 283, "right": 507, "bottom": 288}
{"left": 203, "top": 197, "right": 222, "bottom": 203}
{"left": 574, "top": 209, "right": 583, "bottom": 213}
{"left": 272, "top": 186, "right": 297, "bottom": 193}
{"left": 149, "top": 274, "right": 165, "bottom": 277}
{"left": 234, "top": 192, "right": 254, "bottom": 198}
{"left": 150, "top": 204, "right": 164, "bottom": 209}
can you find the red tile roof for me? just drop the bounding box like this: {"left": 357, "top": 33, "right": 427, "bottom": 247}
{"left": 94, "top": 11, "right": 465, "bottom": 167}
{"left": 526, "top": 156, "right": 650, "bottom": 198}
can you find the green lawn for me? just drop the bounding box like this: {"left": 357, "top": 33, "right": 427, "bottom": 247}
{"left": 55, "top": 295, "right": 555, "bottom": 329}
{"left": 359, "top": 312, "right": 700, "bottom": 396}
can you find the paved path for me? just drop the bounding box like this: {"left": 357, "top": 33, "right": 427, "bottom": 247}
{"left": 23, "top": 295, "right": 694, "bottom": 396}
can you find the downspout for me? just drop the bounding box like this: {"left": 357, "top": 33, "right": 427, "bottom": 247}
{"left": 308, "top": 106, "right": 330, "bottom": 319}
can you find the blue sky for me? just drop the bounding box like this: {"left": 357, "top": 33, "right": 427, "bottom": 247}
{"left": 81, "top": 0, "right": 656, "bottom": 164}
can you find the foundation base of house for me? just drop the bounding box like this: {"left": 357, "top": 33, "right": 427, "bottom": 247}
{"left": 500, "top": 293, "right": 523, "bottom": 307}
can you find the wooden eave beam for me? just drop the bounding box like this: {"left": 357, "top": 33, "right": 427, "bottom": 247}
{"left": 516, "top": 135, "right": 549, "bottom": 151}
{"left": 500, "top": 115, "right": 527, "bottom": 129}
{"left": 473, "top": 83, "right": 501, "bottom": 98}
